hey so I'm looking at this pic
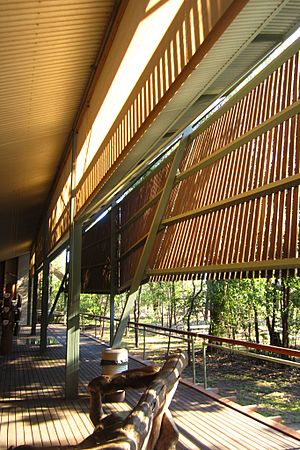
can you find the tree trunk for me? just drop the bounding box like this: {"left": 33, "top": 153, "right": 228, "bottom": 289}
{"left": 253, "top": 303, "right": 259, "bottom": 344}
{"left": 266, "top": 314, "right": 281, "bottom": 346}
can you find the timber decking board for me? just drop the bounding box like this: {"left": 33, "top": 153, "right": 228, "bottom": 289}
{"left": 0, "top": 325, "right": 299, "bottom": 450}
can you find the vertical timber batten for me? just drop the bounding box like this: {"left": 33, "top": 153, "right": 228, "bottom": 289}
{"left": 66, "top": 133, "right": 82, "bottom": 399}
{"left": 40, "top": 258, "right": 50, "bottom": 352}
{"left": 112, "top": 133, "right": 191, "bottom": 348}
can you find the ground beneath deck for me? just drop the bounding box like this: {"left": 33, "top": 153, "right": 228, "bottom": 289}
{"left": 0, "top": 325, "right": 299, "bottom": 450}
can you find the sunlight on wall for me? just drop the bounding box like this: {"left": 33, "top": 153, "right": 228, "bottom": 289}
{"left": 75, "top": 0, "right": 184, "bottom": 186}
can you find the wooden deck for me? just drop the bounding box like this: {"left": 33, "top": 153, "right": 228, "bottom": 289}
{"left": 0, "top": 325, "right": 299, "bottom": 450}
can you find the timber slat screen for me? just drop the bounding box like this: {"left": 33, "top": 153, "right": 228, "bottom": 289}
{"left": 81, "top": 211, "right": 111, "bottom": 293}
{"left": 118, "top": 155, "right": 174, "bottom": 290}
{"left": 80, "top": 48, "right": 300, "bottom": 292}
{"left": 148, "top": 51, "right": 300, "bottom": 281}
{"left": 73, "top": 1, "right": 235, "bottom": 217}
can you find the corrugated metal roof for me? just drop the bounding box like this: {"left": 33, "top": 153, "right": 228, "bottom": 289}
{"left": 263, "top": 0, "right": 300, "bottom": 34}
{"left": 0, "top": 0, "right": 117, "bottom": 260}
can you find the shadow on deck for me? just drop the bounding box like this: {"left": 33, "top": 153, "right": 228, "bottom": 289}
{"left": 0, "top": 325, "right": 299, "bottom": 450}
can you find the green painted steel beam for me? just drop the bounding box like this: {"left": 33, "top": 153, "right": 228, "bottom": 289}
{"left": 30, "top": 271, "right": 39, "bottom": 336}
{"left": 147, "top": 258, "right": 300, "bottom": 277}
{"left": 110, "top": 206, "right": 117, "bottom": 345}
{"left": 40, "top": 258, "right": 50, "bottom": 353}
{"left": 65, "top": 219, "right": 82, "bottom": 399}
{"left": 112, "top": 135, "right": 190, "bottom": 348}
{"left": 65, "top": 133, "right": 82, "bottom": 400}
{"left": 26, "top": 273, "right": 32, "bottom": 327}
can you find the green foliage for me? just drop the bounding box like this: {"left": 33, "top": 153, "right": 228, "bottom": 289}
{"left": 79, "top": 293, "right": 107, "bottom": 315}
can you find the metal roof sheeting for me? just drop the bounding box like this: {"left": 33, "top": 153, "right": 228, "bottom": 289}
{"left": 0, "top": 0, "right": 116, "bottom": 261}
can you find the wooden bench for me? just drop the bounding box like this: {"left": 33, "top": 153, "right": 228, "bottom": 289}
{"left": 10, "top": 351, "right": 188, "bottom": 450}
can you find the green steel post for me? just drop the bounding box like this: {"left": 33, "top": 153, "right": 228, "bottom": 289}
{"left": 40, "top": 258, "right": 50, "bottom": 353}
{"left": 65, "top": 219, "right": 82, "bottom": 399}
{"left": 65, "top": 132, "right": 82, "bottom": 399}
{"left": 143, "top": 326, "right": 146, "bottom": 361}
{"left": 63, "top": 253, "right": 69, "bottom": 325}
{"left": 110, "top": 205, "right": 117, "bottom": 346}
{"left": 31, "top": 271, "right": 38, "bottom": 335}
{"left": 112, "top": 134, "right": 191, "bottom": 348}
{"left": 27, "top": 272, "right": 32, "bottom": 326}
{"left": 203, "top": 342, "right": 208, "bottom": 389}
{"left": 191, "top": 337, "right": 196, "bottom": 384}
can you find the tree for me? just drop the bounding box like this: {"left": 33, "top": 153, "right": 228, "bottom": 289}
{"left": 207, "top": 280, "right": 226, "bottom": 336}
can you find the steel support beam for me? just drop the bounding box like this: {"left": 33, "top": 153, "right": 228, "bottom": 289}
{"left": 40, "top": 259, "right": 50, "bottom": 353}
{"left": 65, "top": 219, "right": 82, "bottom": 399}
{"left": 112, "top": 134, "right": 190, "bottom": 348}
{"left": 65, "top": 132, "right": 82, "bottom": 399}
{"left": 109, "top": 206, "right": 117, "bottom": 345}
{"left": 147, "top": 257, "right": 300, "bottom": 277}
{"left": 31, "top": 271, "right": 39, "bottom": 335}
{"left": 26, "top": 272, "right": 32, "bottom": 326}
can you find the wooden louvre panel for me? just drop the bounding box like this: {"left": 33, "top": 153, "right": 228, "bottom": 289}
{"left": 49, "top": 153, "right": 72, "bottom": 250}
{"left": 81, "top": 211, "right": 111, "bottom": 293}
{"left": 178, "top": 52, "right": 299, "bottom": 175}
{"left": 119, "top": 245, "right": 144, "bottom": 291}
{"left": 119, "top": 157, "right": 173, "bottom": 290}
{"left": 75, "top": 0, "right": 236, "bottom": 216}
{"left": 35, "top": 223, "right": 47, "bottom": 269}
{"left": 148, "top": 51, "right": 300, "bottom": 280}
{"left": 49, "top": 206, "right": 71, "bottom": 251}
